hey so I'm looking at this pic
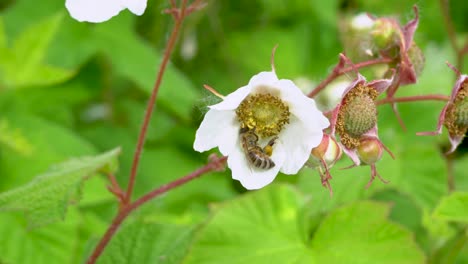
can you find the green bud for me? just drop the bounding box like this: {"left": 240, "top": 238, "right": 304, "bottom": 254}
{"left": 372, "top": 19, "right": 397, "bottom": 51}
{"left": 357, "top": 138, "right": 383, "bottom": 165}
{"left": 309, "top": 135, "right": 342, "bottom": 168}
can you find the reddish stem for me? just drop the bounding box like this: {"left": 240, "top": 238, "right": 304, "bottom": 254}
{"left": 308, "top": 57, "right": 392, "bottom": 98}
{"left": 86, "top": 156, "right": 227, "bottom": 264}
{"left": 375, "top": 94, "right": 449, "bottom": 105}
{"left": 125, "top": 0, "right": 188, "bottom": 204}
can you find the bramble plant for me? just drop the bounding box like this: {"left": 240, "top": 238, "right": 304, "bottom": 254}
{"left": 0, "top": 0, "right": 467, "bottom": 263}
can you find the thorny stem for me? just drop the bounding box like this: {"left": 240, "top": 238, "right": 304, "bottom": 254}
{"left": 308, "top": 57, "right": 393, "bottom": 98}
{"left": 375, "top": 94, "right": 450, "bottom": 105}
{"left": 86, "top": 156, "right": 227, "bottom": 264}
{"left": 125, "top": 0, "right": 188, "bottom": 205}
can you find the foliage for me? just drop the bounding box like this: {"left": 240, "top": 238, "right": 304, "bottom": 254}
{"left": 0, "top": 0, "right": 467, "bottom": 263}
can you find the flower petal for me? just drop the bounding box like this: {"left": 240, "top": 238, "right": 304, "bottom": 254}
{"left": 249, "top": 71, "right": 279, "bottom": 88}
{"left": 193, "top": 109, "right": 238, "bottom": 156}
{"left": 278, "top": 116, "right": 324, "bottom": 174}
{"left": 209, "top": 85, "right": 251, "bottom": 111}
{"left": 210, "top": 72, "right": 279, "bottom": 111}
{"left": 122, "top": 0, "right": 147, "bottom": 15}
{"left": 228, "top": 140, "right": 286, "bottom": 190}
{"left": 275, "top": 79, "right": 330, "bottom": 131}
{"left": 65, "top": 0, "right": 126, "bottom": 23}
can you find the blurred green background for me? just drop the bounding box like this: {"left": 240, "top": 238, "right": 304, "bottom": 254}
{"left": 0, "top": 0, "right": 467, "bottom": 263}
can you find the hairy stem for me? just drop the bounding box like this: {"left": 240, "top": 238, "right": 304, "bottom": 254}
{"left": 86, "top": 156, "right": 227, "bottom": 263}
{"left": 125, "top": 0, "right": 188, "bottom": 204}
{"left": 376, "top": 94, "right": 450, "bottom": 105}
{"left": 308, "top": 57, "right": 392, "bottom": 98}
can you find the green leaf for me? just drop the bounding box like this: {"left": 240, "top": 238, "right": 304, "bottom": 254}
{"left": 0, "top": 13, "right": 75, "bottom": 88}
{"left": 184, "top": 185, "right": 426, "bottom": 264}
{"left": 0, "top": 118, "right": 33, "bottom": 155}
{"left": 0, "top": 148, "right": 121, "bottom": 227}
{"left": 97, "top": 218, "right": 195, "bottom": 264}
{"left": 311, "top": 201, "right": 426, "bottom": 264}
{"left": 183, "top": 185, "right": 313, "bottom": 264}
{"left": 0, "top": 211, "right": 81, "bottom": 264}
{"left": 0, "top": 113, "right": 97, "bottom": 190}
{"left": 433, "top": 192, "right": 468, "bottom": 223}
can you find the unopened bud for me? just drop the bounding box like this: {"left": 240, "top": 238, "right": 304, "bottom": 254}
{"left": 372, "top": 19, "right": 398, "bottom": 52}
{"left": 309, "top": 135, "right": 342, "bottom": 168}
{"left": 357, "top": 137, "right": 383, "bottom": 165}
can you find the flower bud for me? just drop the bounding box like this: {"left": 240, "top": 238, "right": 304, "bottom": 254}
{"left": 357, "top": 137, "right": 383, "bottom": 165}
{"left": 340, "top": 13, "right": 377, "bottom": 61}
{"left": 371, "top": 19, "right": 398, "bottom": 54}
{"left": 309, "top": 135, "right": 342, "bottom": 168}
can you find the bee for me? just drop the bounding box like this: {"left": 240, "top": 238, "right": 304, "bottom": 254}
{"left": 239, "top": 127, "right": 278, "bottom": 169}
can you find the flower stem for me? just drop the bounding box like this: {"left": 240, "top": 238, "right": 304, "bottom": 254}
{"left": 86, "top": 0, "right": 210, "bottom": 262}
{"left": 308, "top": 57, "right": 392, "bottom": 98}
{"left": 445, "top": 154, "right": 456, "bottom": 192}
{"left": 86, "top": 156, "right": 227, "bottom": 264}
{"left": 125, "top": 0, "right": 188, "bottom": 205}
{"left": 375, "top": 94, "right": 449, "bottom": 105}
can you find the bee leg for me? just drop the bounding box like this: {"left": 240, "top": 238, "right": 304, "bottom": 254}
{"left": 263, "top": 136, "right": 278, "bottom": 157}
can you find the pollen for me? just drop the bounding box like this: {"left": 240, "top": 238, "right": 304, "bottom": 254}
{"left": 236, "top": 92, "right": 290, "bottom": 138}
{"left": 336, "top": 84, "right": 378, "bottom": 149}
{"left": 445, "top": 81, "right": 468, "bottom": 136}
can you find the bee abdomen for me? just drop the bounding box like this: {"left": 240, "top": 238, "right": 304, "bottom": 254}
{"left": 248, "top": 151, "right": 275, "bottom": 169}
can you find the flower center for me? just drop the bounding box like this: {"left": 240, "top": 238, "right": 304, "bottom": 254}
{"left": 236, "top": 92, "right": 290, "bottom": 138}
{"left": 336, "top": 84, "right": 378, "bottom": 149}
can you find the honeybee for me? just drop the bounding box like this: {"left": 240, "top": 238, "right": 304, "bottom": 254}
{"left": 239, "top": 127, "right": 278, "bottom": 169}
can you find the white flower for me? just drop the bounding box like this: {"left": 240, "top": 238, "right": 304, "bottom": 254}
{"left": 194, "top": 71, "right": 329, "bottom": 190}
{"left": 65, "top": 0, "right": 147, "bottom": 23}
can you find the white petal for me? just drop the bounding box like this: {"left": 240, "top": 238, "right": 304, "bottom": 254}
{"left": 122, "top": 0, "right": 147, "bottom": 15}
{"left": 276, "top": 79, "right": 330, "bottom": 131}
{"left": 228, "top": 141, "right": 286, "bottom": 190}
{"left": 210, "top": 71, "right": 279, "bottom": 111}
{"left": 209, "top": 85, "right": 251, "bottom": 111}
{"left": 278, "top": 116, "right": 324, "bottom": 174}
{"left": 193, "top": 109, "right": 238, "bottom": 156}
{"left": 66, "top": 0, "right": 125, "bottom": 23}
{"left": 248, "top": 71, "right": 279, "bottom": 88}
